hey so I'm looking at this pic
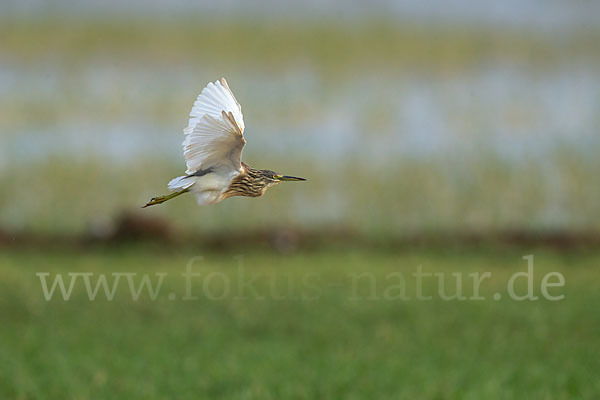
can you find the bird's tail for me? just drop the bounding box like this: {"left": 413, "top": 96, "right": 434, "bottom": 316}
{"left": 168, "top": 175, "right": 195, "bottom": 191}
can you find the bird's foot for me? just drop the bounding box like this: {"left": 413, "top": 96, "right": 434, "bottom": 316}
{"left": 142, "top": 196, "right": 166, "bottom": 208}
{"left": 142, "top": 189, "right": 189, "bottom": 208}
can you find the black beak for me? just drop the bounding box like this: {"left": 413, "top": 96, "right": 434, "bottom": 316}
{"left": 278, "top": 175, "right": 306, "bottom": 181}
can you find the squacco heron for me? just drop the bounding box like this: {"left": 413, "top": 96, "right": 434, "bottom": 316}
{"left": 144, "top": 78, "right": 305, "bottom": 208}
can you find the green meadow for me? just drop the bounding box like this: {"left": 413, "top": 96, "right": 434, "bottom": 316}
{"left": 2, "top": 247, "right": 599, "bottom": 399}
{"left": 2, "top": 150, "right": 600, "bottom": 235}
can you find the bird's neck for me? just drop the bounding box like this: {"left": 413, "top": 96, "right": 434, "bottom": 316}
{"left": 223, "top": 163, "right": 268, "bottom": 199}
{"left": 241, "top": 163, "right": 263, "bottom": 179}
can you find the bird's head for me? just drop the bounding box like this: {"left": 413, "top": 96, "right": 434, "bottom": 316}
{"left": 228, "top": 165, "right": 306, "bottom": 198}
{"left": 255, "top": 168, "right": 306, "bottom": 194}
{"left": 260, "top": 169, "right": 306, "bottom": 185}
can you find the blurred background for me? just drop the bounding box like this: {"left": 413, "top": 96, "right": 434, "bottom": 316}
{"left": 2, "top": 0, "right": 599, "bottom": 236}
{"left": 2, "top": 1, "right": 599, "bottom": 398}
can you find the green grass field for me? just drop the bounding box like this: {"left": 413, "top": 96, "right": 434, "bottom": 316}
{"left": 2, "top": 246, "right": 598, "bottom": 399}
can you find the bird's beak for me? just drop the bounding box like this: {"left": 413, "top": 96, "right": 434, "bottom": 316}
{"left": 275, "top": 175, "right": 306, "bottom": 181}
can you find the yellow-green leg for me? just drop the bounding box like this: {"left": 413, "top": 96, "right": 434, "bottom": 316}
{"left": 143, "top": 189, "right": 189, "bottom": 208}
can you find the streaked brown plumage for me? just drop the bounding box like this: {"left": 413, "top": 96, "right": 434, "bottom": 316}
{"left": 222, "top": 163, "right": 285, "bottom": 199}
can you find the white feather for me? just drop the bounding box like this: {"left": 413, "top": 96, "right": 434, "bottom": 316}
{"left": 167, "top": 78, "right": 247, "bottom": 205}
{"left": 168, "top": 176, "right": 194, "bottom": 191}
{"left": 182, "top": 78, "right": 246, "bottom": 175}
{"left": 188, "top": 79, "right": 245, "bottom": 132}
{"left": 183, "top": 114, "right": 244, "bottom": 174}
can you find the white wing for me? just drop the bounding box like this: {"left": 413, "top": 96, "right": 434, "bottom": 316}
{"left": 183, "top": 78, "right": 246, "bottom": 175}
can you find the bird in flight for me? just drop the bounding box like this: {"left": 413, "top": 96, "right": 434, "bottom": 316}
{"left": 144, "top": 78, "right": 305, "bottom": 208}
